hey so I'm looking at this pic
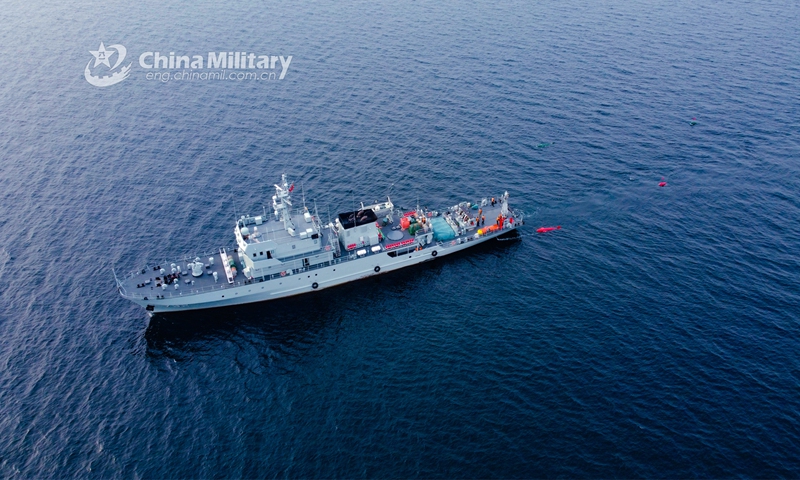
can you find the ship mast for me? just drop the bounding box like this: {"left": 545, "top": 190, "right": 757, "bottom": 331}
{"left": 274, "top": 174, "right": 296, "bottom": 233}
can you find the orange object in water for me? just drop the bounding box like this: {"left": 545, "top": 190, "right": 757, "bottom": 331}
{"left": 536, "top": 226, "right": 561, "bottom": 233}
{"left": 659, "top": 182, "right": 667, "bottom": 187}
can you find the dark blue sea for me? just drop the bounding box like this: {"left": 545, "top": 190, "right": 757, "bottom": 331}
{"left": 1, "top": 0, "right": 799, "bottom": 477}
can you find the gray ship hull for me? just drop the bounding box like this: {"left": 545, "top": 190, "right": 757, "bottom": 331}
{"left": 126, "top": 228, "right": 516, "bottom": 314}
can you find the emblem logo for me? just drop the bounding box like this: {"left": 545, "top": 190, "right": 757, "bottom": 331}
{"left": 84, "top": 42, "right": 131, "bottom": 87}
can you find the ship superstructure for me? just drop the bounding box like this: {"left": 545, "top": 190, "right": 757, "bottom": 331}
{"left": 116, "top": 175, "right": 523, "bottom": 313}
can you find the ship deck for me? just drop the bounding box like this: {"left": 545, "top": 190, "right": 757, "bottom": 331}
{"left": 241, "top": 211, "right": 319, "bottom": 246}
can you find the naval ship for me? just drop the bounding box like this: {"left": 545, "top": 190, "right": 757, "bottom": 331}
{"left": 116, "top": 175, "right": 523, "bottom": 314}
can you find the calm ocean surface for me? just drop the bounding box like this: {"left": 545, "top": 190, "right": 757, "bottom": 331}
{"left": 1, "top": 0, "right": 799, "bottom": 477}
